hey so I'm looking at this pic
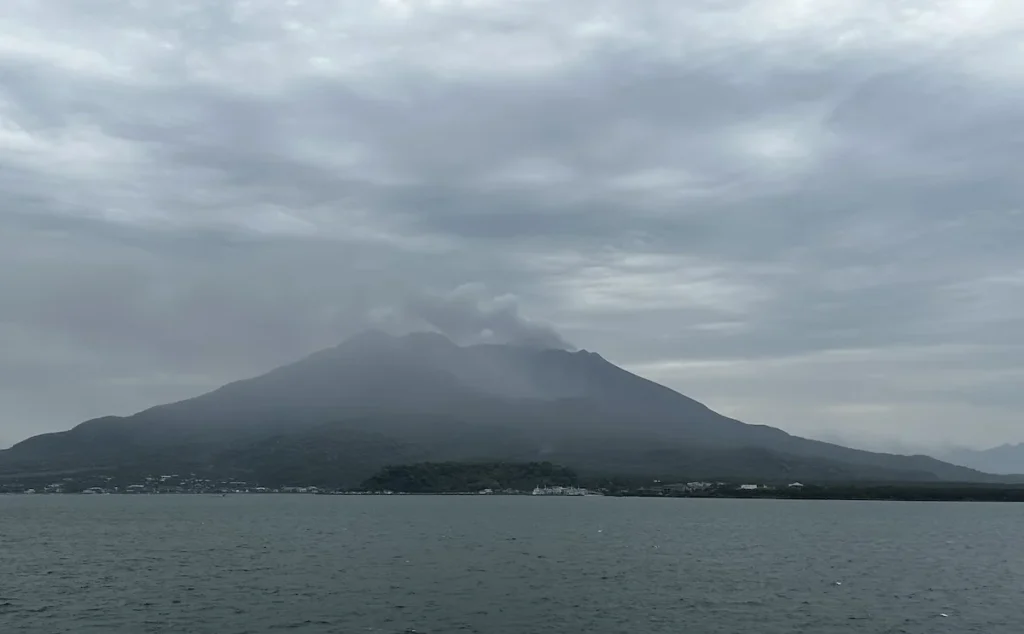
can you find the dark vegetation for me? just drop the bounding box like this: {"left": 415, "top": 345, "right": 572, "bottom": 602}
{"left": 360, "top": 461, "right": 577, "bottom": 493}
{"left": 631, "top": 482, "right": 1024, "bottom": 502}
{"left": 776, "top": 483, "right": 1024, "bottom": 502}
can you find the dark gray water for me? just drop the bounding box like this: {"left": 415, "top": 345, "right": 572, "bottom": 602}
{"left": 2, "top": 496, "right": 1021, "bottom": 633}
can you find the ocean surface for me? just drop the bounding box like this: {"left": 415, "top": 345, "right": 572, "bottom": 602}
{"left": 1, "top": 495, "right": 1021, "bottom": 633}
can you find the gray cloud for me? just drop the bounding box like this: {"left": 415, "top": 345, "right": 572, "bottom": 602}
{"left": 2, "top": 1, "right": 1023, "bottom": 450}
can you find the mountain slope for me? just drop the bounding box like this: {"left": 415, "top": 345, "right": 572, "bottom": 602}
{"left": 0, "top": 331, "right": 1001, "bottom": 485}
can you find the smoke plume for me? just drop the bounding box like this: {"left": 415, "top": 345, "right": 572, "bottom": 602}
{"left": 368, "top": 283, "right": 574, "bottom": 350}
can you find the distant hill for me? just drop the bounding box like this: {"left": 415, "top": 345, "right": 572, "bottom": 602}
{"left": 939, "top": 444, "right": 1024, "bottom": 475}
{"left": 0, "top": 331, "right": 1005, "bottom": 487}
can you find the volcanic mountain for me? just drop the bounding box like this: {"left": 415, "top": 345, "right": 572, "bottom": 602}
{"left": 0, "top": 331, "right": 999, "bottom": 486}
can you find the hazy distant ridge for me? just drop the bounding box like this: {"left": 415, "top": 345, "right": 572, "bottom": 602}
{"left": 938, "top": 444, "right": 1024, "bottom": 475}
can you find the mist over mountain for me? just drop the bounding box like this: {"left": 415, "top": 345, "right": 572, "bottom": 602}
{"left": 0, "top": 331, "right": 1002, "bottom": 487}
{"left": 939, "top": 444, "right": 1024, "bottom": 475}
{"left": 808, "top": 431, "right": 940, "bottom": 456}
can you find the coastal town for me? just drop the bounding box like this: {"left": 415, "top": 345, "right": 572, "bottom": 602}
{"left": 0, "top": 473, "right": 799, "bottom": 496}
{"left": 3, "top": 474, "right": 1024, "bottom": 501}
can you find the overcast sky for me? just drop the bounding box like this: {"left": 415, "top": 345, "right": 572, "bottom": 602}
{"left": 2, "top": 1, "right": 1022, "bottom": 451}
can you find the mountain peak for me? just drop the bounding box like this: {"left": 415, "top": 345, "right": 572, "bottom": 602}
{"left": 399, "top": 330, "right": 457, "bottom": 347}
{"left": 342, "top": 329, "right": 583, "bottom": 353}
{"left": 340, "top": 328, "right": 393, "bottom": 346}
{"left": 341, "top": 329, "right": 458, "bottom": 347}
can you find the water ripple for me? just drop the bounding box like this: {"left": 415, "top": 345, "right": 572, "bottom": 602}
{"left": 0, "top": 496, "right": 1021, "bottom": 633}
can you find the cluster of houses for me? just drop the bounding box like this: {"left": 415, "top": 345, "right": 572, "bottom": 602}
{"left": 739, "top": 482, "right": 805, "bottom": 490}
{"left": 655, "top": 481, "right": 806, "bottom": 495}
{"left": 3, "top": 474, "right": 279, "bottom": 495}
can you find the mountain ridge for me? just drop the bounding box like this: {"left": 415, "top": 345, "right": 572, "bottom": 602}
{"left": 0, "top": 331, "right": 1006, "bottom": 486}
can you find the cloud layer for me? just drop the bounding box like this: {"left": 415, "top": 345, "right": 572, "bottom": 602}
{"left": 2, "top": 0, "right": 1023, "bottom": 450}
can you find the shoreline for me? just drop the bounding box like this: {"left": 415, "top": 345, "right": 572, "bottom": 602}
{"left": 4, "top": 490, "right": 1024, "bottom": 502}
